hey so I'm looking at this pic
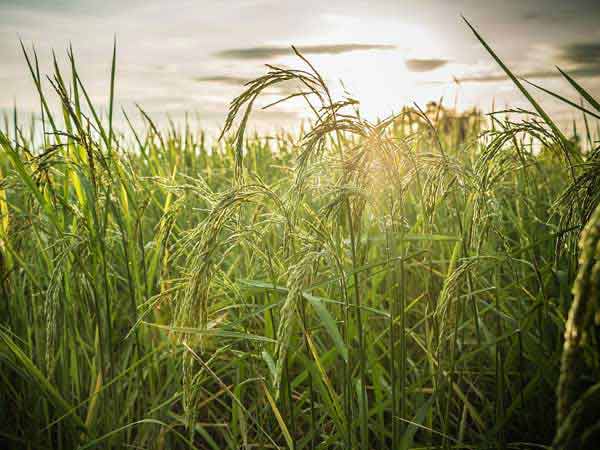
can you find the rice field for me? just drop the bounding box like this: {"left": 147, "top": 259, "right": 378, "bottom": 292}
{"left": 1, "top": 21, "right": 600, "bottom": 450}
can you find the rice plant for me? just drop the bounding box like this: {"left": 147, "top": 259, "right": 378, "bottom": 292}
{"left": 1, "top": 19, "right": 600, "bottom": 450}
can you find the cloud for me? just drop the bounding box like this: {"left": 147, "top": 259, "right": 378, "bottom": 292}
{"left": 195, "top": 75, "right": 249, "bottom": 85}
{"left": 561, "top": 43, "right": 600, "bottom": 65}
{"left": 457, "top": 70, "right": 553, "bottom": 83}
{"left": 459, "top": 42, "right": 600, "bottom": 83}
{"left": 522, "top": 11, "right": 543, "bottom": 21}
{"left": 521, "top": 10, "right": 577, "bottom": 23}
{"left": 194, "top": 74, "right": 301, "bottom": 95}
{"left": 458, "top": 66, "right": 600, "bottom": 83}
{"left": 521, "top": 1, "right": 600, "bottom": 23}
{"left": 214, "top": 43, "right": 395, "bottom": 60}
{"left": 405, "top": 58, "right": 448, "bottom": 72}
{"left": 557, "top": 65, "right": 600, "bottom": 78}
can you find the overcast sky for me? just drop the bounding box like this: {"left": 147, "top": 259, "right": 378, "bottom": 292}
{"left": 2, "top": 0, "right": 600, "bottom": 132}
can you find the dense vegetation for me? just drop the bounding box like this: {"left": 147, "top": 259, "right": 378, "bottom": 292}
{"left": 2, "top": 21, "right": 600, "bottom": 450}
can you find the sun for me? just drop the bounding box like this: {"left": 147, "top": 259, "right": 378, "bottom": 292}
{"left": 277, "top": 49, "right": 454, "bottom": 122}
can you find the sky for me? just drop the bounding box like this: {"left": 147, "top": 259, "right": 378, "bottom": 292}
{"left": 1, "top": 0, "right": 600, "bottom": 133}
